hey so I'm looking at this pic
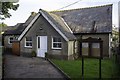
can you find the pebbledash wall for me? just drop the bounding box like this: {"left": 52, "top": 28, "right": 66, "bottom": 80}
{"left": 4, "top": 35, "right": 19, "bottom": 48}
{"left": 20, "top": 15, "right": 74, "bottom": 60}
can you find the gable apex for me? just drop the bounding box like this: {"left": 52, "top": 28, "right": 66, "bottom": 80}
{"left": 39, "top": 9, "right": 69, "bottom": 41}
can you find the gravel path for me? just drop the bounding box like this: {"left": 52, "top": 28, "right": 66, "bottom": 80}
{"left": 3, "top": 54, "right": 66, "bottom": 79}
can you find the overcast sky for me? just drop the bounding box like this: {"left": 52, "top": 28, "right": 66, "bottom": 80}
{"left": 1, "top": 0, "right": 120, "bottom": 27}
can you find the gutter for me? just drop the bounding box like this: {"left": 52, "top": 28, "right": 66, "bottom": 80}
{"left": 74, "top": 32, "right": 112, "bottom": 35}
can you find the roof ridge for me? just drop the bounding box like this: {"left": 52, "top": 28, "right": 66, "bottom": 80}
{"left": 50, "top": 4, "right": 112, "bottom": 13}
{"left": 49, "top": 12, "right": 73, "bottom": 33}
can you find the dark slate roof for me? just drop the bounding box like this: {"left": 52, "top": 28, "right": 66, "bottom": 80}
{"left": 4, "top": 23, "right": 26, "bottom": 35}
{"left": 41, "top": 9, "right": 76, "bottom": 40}
{"left": 24, "top": 13, "right": 37, "bottom": 26}
{"left": 4, "top": 13, "right": 37, "bottom": 35}
{"left": 1, "top": 26, "right": 14, "bottom": 32}
{"left": 51, "top": 4, "right": 112, "bottom": 33}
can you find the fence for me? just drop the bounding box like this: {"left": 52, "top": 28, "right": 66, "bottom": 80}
{"left": 12, "top": 41, "right": 20, "bottom": 56}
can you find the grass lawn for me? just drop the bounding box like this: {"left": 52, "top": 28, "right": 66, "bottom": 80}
{"left": 51, "top": 57, "right": 120, "bottom": 79}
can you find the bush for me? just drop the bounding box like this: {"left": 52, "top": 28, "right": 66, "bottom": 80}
{"left": 45, "top": 52, "right": 48, "bottom": 58}
{"left": 73, "top": 53, "right": 79, "bottom": 60}
{"left": 31, "top": 51, "right": 36, "bottom": 57}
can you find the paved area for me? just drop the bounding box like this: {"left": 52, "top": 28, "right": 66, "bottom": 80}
{"left": 3, "top": 54, "right": 66, "bottom": 79}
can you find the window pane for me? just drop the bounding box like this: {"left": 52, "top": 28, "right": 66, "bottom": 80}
{"left": 53, "top": 43, "right": 61, "bottom": 48}
{"left": 53, "top": 37, "right": 57, "bottom": 42}
{"left": 57, "top": 43, "right": 61, "bottom": 48}
{"left": 10, "top": 41, "right": 13, "bottom": 43}
{"left": 92, "top": 43, "right": 100, "bottom": 48}
{"left": 53, "top": 43, "right": 57, "bottom": 47}
{"left": 82, "top": 43, "right": 88, "bottom": 56}
{"left": 82, "top": 43, "right": 88, "bottom": 48}
{"left": 9, "top": 37, "right": 14, "bottom": 43}
{"left": 26, "top": 42, "right": 32, "bottom": 47}
{"left": 29, "top": 43, "right": 32, "bottom": 46}
{"left": 26, "top": 42, "right": 30, "bottom": 46}
{"left": 57, "top": 38, "right": 61, "bottom": 42}
{"left": 10, "top": 37, "right": 13, "bottom": 40}
{"left": 53, "top": 37, "right": 61, "bottom": 42}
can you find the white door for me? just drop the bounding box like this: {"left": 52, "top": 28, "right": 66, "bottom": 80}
{"left": 37, "top": 36, "right": 47, "bottom": 57}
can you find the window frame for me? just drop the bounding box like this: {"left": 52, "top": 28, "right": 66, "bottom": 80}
{"left": 52, "top": 37, "right": 62, "bottom": 49}
{"left": 25, "top": 37, "right": 32, "bottom": 48}
{"left": 8, "top": 37, "right": 14, "bottom": 44}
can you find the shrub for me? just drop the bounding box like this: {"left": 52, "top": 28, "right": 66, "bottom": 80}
{"left": 73, "top": 53, "right": 79, "bottom": 60}
{"left": 31, "top": 51, "right": 36, "bottom": 57}
{"left": 45, "top": 52, "right": 48, "bottom": 58}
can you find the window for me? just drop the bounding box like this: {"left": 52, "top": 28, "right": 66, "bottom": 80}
{"left": 52, "top": 37, "right": 62, "bottom": 49}
{"left": 25, "top": 37, "right": 32, "bottom": 48}
{"left": 9, "top": 37, "right": 14, "bottom": 44}
{"left": 37, "top": 37, "right": 40, "bottom": 48}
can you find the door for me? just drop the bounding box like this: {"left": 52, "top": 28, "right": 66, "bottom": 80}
{"left": 37, "top": 36, "right": 47, "bottom": 57}
{"left": 12, "top": 41, "right": 20, "bottom": 56}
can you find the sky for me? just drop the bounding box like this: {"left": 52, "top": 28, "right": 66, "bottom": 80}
{"left": 1, "top": 0, "right": 120, "bottom": 27}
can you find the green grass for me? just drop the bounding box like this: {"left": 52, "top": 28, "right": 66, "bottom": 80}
{"left": 51, "top": 57, "right": 119, "bottom": 79}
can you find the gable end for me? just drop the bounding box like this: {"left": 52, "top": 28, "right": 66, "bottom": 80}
{"left": 39, "top": 10, "right": 69, "bottom": 41}
{"left": 18, "top": 13, "right": 40, "bottom": 41}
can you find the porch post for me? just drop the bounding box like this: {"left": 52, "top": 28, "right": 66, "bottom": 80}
{"left": 88, "top": 42, "right": 92, "bottom": 56}
{"left": 99, "top": 41, "right": 103, "bottom": 79}
{"left": 82, "top": 56, "right": 84, "bottom": 80}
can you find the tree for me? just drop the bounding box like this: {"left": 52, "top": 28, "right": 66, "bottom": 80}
{"left": 0, "top": 22, "right": 7, "bottom": 27}
{"left": 112, "top": 26, "right": 119, "bottom": 53}
{"left": 0, "top": 2, "right": 19, "bottom": 19}
{"left": 0, "top": 22, "right": 7, "bottom": 34}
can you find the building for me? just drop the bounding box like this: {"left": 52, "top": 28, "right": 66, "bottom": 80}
{"left": 3, "top": 4, "right": 112, "bottom": 60}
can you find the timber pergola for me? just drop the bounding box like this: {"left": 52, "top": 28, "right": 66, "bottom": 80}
{"left": 79, "top": 37, "right": 103, "bottom": 79}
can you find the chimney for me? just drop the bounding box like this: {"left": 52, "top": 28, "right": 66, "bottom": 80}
{"left": 31, "top": 12, "right": 36, "bottom": 16}
{"left": 91, "top": 21, "right": 97, "bottom": 33}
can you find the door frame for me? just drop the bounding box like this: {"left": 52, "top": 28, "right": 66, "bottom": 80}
{"left": 36, "top": 36, "right": 47, "bottom": 57}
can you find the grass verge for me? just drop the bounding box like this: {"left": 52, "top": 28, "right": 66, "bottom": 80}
{"left": 51, "top": 57, "right": 119, "bottom": 79}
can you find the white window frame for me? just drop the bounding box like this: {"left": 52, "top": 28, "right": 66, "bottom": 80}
{"left": 25, "top": 37, "right": 32, "bottom": 48}
{"left": 52, "top": 37, "right": 62, "bottom": 49}
{"left": 8, "top": 37, "right": 14, "bottom": 44}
